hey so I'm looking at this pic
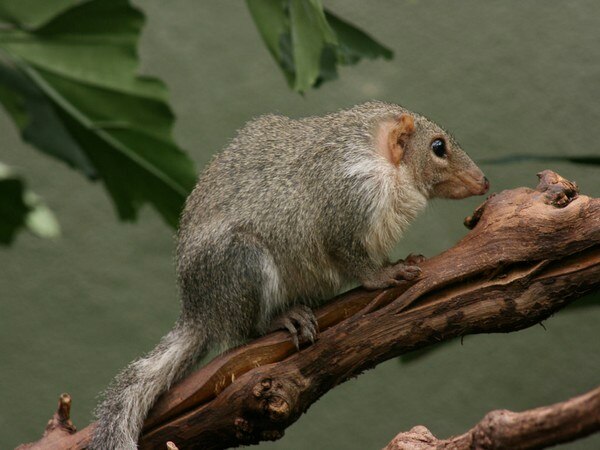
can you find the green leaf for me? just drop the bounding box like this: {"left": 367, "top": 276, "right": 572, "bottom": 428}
{"left": 290, "top": 0, "right": 335, "bottom": 92}
{"left": 247, "top": 0, "right": 393, "bottom": 93}
{"left": 0, "top": 162, "right": 59, "bottom": 244}
{"left": 0, "top": 58, "right": 97, "bottom": 177}
{"left": 246, "top": 0, "right": 297, "bottom": 87}
{"left": 0, "top": 0, "right": 77, "bottom": 29}
{"left": 325, "top": 10, "right": 393, "bottom": 64}
{"left": 0, "top": 163, "right": 29, "bottom": 244}
{"left": 0, "top": 0, "right": 196, "bottom": 228}
{"left": 482, "top": 154, "right": 600, "bottom": 166}
{"left": 245, "top": 0, "right": 288, "bottom": 64}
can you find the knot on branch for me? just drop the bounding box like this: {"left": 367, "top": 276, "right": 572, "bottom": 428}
{"left": 464, "top": 195, "right": 494, "bottom": 229}
{"left": 251, "top": 377, "right": 291, "bottom": 422}
{"left": 536, "top": 170, "right": 579, "bottom": 207}
{"left": 470, "top": 408, "right": 515, "bottom": 449}
{"left": 233, "top": 415, "right": 285, "bottom": 442}
{"left": 384, "top": 425, "right": 438, "bottom": 449}
{"left": 234, "top": 376, "right": 295, "bottom": 443}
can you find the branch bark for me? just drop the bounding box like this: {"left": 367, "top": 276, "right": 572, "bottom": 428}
{"left": 19, "top": 171, "right": 600, "bottom": 450}
{"left": 385, "top": 386, "right": 600, "bottom": 450}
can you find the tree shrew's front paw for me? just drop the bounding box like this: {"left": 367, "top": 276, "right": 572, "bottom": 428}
{"left": 269, "top": 305, "right": 319, "bottom": 350}
{"left": 402, "top": 253, "right": 426, "bottom": 266}
{"left": 361, "top": 254, "right": 425, "bottom": 290}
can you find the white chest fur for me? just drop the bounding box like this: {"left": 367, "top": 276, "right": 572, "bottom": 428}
{"left": 348, "top": 157, "right": 427, "bottom": 262}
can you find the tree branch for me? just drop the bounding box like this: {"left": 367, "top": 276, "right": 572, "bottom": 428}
{"left": 385, "top": 385, "right": 600, "bottom": 450}
{"left": 19, "top": 171, "right": 600, "bottom": 449}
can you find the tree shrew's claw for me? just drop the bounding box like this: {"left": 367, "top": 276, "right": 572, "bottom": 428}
{"left": 269, "top": 305, "right": 319, "bottom": 350}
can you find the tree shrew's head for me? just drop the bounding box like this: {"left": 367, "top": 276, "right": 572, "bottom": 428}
{"left": 375, "top": 111, "right": 489, "bottom": 199}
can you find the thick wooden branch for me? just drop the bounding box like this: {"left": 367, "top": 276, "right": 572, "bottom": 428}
{"left": 19, "top": 171, "right": 600, "bottom": 449}
{"left": 385, "top": 385, "right": 600, "bottom": 450}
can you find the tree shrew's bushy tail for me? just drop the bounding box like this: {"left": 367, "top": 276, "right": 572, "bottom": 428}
{"left": 90, "top": 320, "right": 207, "bottom": 449}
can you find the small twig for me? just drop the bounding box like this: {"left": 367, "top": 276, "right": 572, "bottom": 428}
{"left": 16, "top": 394, "right": 77, "bottom": 449}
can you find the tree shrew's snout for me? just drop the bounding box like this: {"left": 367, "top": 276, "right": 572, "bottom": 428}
{"left": 458, "top": 169, "right": 489, "bottom": 196}
{"left": 434, "top": 167, "right": 489, "bottom": 199}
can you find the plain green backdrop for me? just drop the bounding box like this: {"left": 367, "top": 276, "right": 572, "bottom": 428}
{"left": 1, "top": 1, "right": 599, "bottom": 448}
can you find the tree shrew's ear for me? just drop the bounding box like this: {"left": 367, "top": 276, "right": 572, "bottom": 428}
{"left": 386, "top": 114, "right": 415, "bottom": 166}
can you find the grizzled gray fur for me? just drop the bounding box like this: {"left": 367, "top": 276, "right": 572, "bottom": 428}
{"left": 91, "top": 101, "right": 488, "bottom": 449}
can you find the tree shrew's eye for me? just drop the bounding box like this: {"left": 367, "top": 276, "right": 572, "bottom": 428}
{"left": 431, "top": 138, "right": 446, "bottom": 158}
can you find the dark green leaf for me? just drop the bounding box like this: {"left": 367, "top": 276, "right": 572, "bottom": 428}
{"left": 0, "top": 0, "right": 196, "bottom": 228}
{"left": 315, "top": 45, "right": 339, "bottom": 86}
{"left": 325, "top": 9, "right": 393, "bottom": 64}
{"left": 247, "top": 0, "right": 392, "bottom": 93}
{"left": 290, "top": 0, "right": 337, "bottom": 92}
{"left": 0, "top": 0, "right": 77, "bottom": 29}
{"left": 0, "top": 163, "right": 59, "bottom": 245}
{"left": 245, "top": 0, "right": 288, "bottom": 62}
{"left": 0, "top": 59, "right": 97, "bottom": 177}
{"left": 0, "top": 164, "right": 29, "bottom": 244}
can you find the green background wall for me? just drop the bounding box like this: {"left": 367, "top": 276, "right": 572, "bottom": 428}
{"left": 1, "top": 1, "right": 599, "bottom": 448}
